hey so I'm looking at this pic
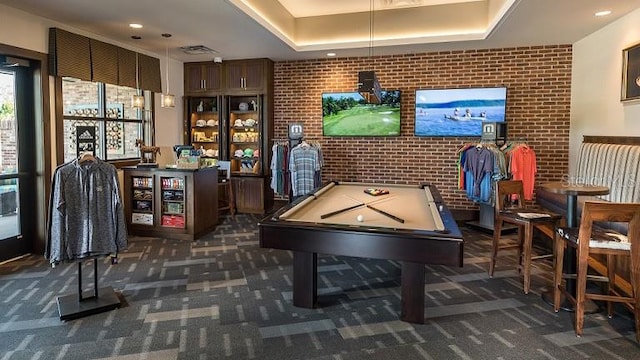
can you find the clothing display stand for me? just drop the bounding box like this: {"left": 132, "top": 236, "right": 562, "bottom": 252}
{"left": 57, "top": 258, "right": 121, "bottom": 321}
{"left": 465, "top": 203, "right": 517, "bottom": 233}
{"left": 464, "top": 123, "right": 515, "bottom": 233}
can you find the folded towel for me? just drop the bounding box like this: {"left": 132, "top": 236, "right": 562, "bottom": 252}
{"left": 517, "top": 212, "right": 552, "bottom": 219}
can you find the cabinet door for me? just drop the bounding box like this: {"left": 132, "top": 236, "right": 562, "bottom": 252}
{"left": 185, "top": 96, "right": 221, "bottom": 159}
{"left": 232, "top": 177, "right": 265, "bottom": 214}
{"left": 225, "top": 62, "right": 245, "bottom": 92}
{"left": 184, "top": 63, "right": 205, "bottom": 94}
{"left": 203, "top": 63, "right": 222, "bottom": 92}
{"left": 243, "top": 60, "right": 264, "bottom": 92}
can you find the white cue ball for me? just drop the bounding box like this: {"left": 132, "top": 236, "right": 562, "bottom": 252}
{"left": 356, "top": 215, "right": 364, "bottom": 222}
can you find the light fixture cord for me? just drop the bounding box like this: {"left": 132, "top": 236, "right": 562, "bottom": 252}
{"left": 165, "top": 38, "right": 170, "bottom": 93}
{"left": 135, "top": 52, "right": 140, "bottom": 92}
{"left": 369, "top": 0, "right": 374, "bottom": 59}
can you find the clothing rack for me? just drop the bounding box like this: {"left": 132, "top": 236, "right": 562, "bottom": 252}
{"left": 57, "top": 257, "right": 121, "bottom": 321}
{"left": 461, "top": 139, "right": 518, "bottom": 234}
{"left": 49, "top": 155, "right": 125, "bottom": 321}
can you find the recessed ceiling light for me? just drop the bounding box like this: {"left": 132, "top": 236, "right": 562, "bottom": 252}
{"left": 595, "top": 10, "right": 611, "bottom": 17}
{"left": 327, "top": 52, "right": 336, "bottom": 57}
{"left": 129, "top": 23, "right": 143, "bottom": 29}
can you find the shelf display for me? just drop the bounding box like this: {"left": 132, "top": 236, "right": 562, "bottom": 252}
{"left": 228, "top": 95, "right": 262, "bottom": 176}
{"left": 123, "top": 167, "right": 219, "bottom": 241}
{"left": 184, "top": 96, "right": 222, "bottom": 160}
{"left": 160, "top": 177, "right": 185, "bottom": 228}
{"left": 130, "top": 176, "right": 153, "bottom": 225}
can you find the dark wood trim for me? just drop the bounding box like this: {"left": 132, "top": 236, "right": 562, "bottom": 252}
{"left": 54, "top": 76, "right": 64, "bottom": 166}
{"left": 0, "top": 43, "right": 51, "bottom": 255}
{"left": 583, "top": 136, "right": 640, "bottom": 145}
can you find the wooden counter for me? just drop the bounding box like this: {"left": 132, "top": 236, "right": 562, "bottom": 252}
{"left": 123, "top": 166, "right": 218, "bottom": 241}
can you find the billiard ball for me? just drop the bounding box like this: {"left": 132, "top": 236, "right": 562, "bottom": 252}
{"left": 357, "top": 215, "right": 364, "bottom": 222}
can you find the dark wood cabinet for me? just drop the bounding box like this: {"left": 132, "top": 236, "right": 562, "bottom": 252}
{"left": 184, "top": 62, "right": 222, "bottom": 95}
{"left": 182, "top": 58, "right": 274, "bottom": 215}
{"left": 225, "top": 59, "right": 270, "bottom": 94}
{"left": 231, "top": 176, "right": 273, "bottom": 214}
{"left": 123, "top": 167, "right": 218, "bottom": 240}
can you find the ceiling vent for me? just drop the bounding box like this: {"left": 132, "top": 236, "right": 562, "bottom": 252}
{"left": 179, "top": 45, "right": 217, "bottom": 55}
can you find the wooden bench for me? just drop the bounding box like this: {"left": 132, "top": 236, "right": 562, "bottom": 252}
{"left": 537, "top": 135, "right": 640, "bottom": 295}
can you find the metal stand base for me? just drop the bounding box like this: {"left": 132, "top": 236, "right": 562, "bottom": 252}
{"left": 57, "top": 286, "right": 121, "bottom": 321}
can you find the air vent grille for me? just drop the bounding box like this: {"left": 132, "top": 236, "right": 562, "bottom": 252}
{"left": 179, "top": 45, "right": 217, "bottom": 55}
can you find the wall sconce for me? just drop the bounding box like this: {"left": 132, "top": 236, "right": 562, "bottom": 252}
{"left": 161, "top": 33, "right": 175, "bottom": 108}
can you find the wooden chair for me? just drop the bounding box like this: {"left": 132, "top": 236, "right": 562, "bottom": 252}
{"left": 553, "top": 201, "right": 640, "bottom": 342}
{"left": 490, "top": 180, "right": 563, "bottom": 294}
{"left": 217, "top": 161, "right": 235, "bottom": 218}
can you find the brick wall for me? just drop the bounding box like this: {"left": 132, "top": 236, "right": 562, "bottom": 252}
{"left": 273, "top": 45, "right": 572, "bottom": 209}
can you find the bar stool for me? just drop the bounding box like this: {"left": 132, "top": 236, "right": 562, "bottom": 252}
{"left": 490, "top": 180, "right": 563, "bottom": 294}
{"left": 217, "top": 161, "right": 235, "bottom": 218}
{"left": 553, "top": 201, "right": 640, "bottom": 342}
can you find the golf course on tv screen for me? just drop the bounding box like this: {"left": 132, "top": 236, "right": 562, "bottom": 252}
{"left": 322, "top": 90, "right": 401, "bottom": 136}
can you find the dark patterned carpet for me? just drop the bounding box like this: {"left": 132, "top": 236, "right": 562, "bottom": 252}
{"left": 0, "top": 214, "right": 638, "bottom": 359}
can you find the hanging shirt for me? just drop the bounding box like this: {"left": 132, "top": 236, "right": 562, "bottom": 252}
{"left": 46, "top": 158, "right": 127, "bottom": 265}
{"left": 289, "top": 143, "right": 320, "bottom": 197}
{"left": 510, "top": 145, "right": 537, "bottom": 200}
{"left": 463, "top": 147, "right": 494, "bottom": 198}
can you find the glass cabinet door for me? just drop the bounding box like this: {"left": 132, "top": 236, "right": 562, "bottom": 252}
{"left": 160, "top": 177, "right": 185, "bottom": 228}
{"left": 228, "top": 95, "right": 262, "bottom": 176}
{"left": 187, "top": 96, "right": 220, "bottom": 161}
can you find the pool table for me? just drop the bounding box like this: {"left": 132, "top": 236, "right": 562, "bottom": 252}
{"left": 259, "top": 181, "right": 463, "bottom": 323}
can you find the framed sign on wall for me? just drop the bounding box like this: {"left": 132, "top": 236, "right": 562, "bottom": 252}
{"left": 622, "top": 41, "right": 640, "bottom": 102}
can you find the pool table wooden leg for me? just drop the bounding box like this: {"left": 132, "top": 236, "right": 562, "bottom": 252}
{"left": 293, "top": 251, "right": 317, "bottom": 308}
{"left": 401, "top": 261, "right": 425, "bottom": 324}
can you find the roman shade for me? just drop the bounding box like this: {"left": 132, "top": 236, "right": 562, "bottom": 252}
{"left": 90, "top": 39, "right": 118, "bottom": 85}
{"left": 49, "top": 28, "right": 92, "bottom": 81}
{"left": 49, "top": 27, "right": 161, "bottom": 92}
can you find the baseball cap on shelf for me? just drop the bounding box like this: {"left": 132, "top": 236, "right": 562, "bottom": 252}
{"left": 243, "top": 148, "right": 254, "bottom": 157}
{"left": 234, "top": 119, "right": 244, "bottom": 127}
{"left": 234, "top": 149, "right": 244, "bottom": 158}
{"left": 253, "top": 149, "right": 260, "bottom": 157}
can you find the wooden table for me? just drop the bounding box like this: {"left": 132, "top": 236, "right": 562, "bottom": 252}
{"left": 539, "top": 181, "right": 609, "bottom": 310}
{"left": 540, "top": 181, "right": 609, "bottom": 228}
{"left": 259, "top": 181, "right": 463, "bottom": 323}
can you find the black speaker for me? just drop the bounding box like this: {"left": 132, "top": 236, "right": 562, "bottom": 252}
{"left": 358, "top": 71, "right": 382, "bottom": 104}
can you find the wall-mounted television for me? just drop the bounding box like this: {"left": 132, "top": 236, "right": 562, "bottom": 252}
{"left": 322, "top": 90, "right": 401, "bottom": 137}
{"left": 415, "top": 87, "right": 507, "bottom": 137}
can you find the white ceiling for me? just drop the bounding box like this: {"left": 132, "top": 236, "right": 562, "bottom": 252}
{"left": 277, "top": 0, "right": 482, "bottom": 18}
{"left": 0, "top": 0, "right": 638, "bottom": 62}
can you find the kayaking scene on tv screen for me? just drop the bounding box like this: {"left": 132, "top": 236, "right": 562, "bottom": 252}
{"left": 415, "top": 87, "right": 507, "bottom": 137}
{"left": 322, "top": 90, "right": 401, "bottom": 136}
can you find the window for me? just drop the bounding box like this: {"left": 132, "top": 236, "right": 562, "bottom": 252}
{"left": 61, "top": 77, "right": 153, "bottom": 163}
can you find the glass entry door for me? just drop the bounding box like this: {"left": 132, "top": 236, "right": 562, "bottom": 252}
{"left": 0, "top": 60, "right": 35, "bottom": 261}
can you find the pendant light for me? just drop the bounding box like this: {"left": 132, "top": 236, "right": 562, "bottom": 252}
{"left": 358, "top": 0, "right": 382, "bottom": 104}
{"left": 160, "top": 33, "right": 175, "bottom": 108}
{"left": 132, "top": 51, "right": 145, "bottom": 109}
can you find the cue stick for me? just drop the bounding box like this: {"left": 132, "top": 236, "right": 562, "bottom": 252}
{"left": 320, "top": 195, "right": 396, "bottom": 219}
{"left": 342, "top": 194, "right": 396, "bottom": 206}
{"left": 339, "top": 194, "right": 403, "bottom": 222}
{"left": 320, "top": 203, "right": 365, "bottom": 219}
{"left": 365, "top": 204, "right": 405, "bottom": 223}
